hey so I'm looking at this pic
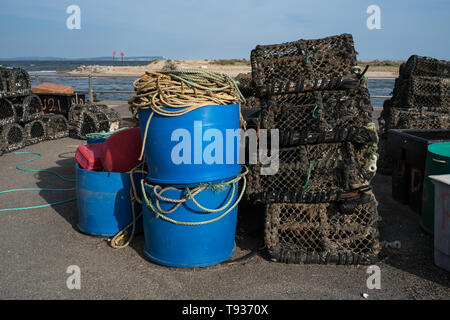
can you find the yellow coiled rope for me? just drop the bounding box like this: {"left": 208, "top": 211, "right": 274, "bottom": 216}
{"left": 128, "top": 70, "right": 246, "bottom": 161}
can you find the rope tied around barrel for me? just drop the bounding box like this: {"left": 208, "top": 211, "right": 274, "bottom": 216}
{"left": 141, "top": 166, "right": 248, "bottom": 226}
{"left": 109, "top": 162, "right": 147, "bottom": 249}
{"left": 128, "top": 70, "right": 246, "bottom": 161}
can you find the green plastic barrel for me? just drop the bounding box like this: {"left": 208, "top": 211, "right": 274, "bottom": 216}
{"left": 421, "top": 142, "right": 450, "bottom": 234}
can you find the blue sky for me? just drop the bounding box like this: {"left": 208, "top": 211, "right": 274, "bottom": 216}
{"left": 0, "top": 0, "right": 448, "bottom": 60}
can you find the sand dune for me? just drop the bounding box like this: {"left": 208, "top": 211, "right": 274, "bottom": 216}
{"left": 61, "top": 59, "right": 398, "bottom": 78}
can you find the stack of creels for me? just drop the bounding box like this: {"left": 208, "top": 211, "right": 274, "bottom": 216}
{"left": 0, "top": 67, "right": 31, "bottom": 98}
{"left": 68, "top": 103, "right": 122, "bottom": 139}
{"left": 0, "top": 123, "right": 26, "bottom": 153}
{"left": 260, "top": 87, "right": 375, "bottom": 146}
{"left": 264, "top": 191, "right": 380, "bottom": 265}
{"left": 24, "top": 119, "right": 46, "bottom": 146}
{"left": 377, "top": 55, "right": 450, "bottom": 172}
{"left": 247, "top": 142, "right": 376, "bottom": 204}
{"left": 0, "top": 99, "right": 16, "bottom": 126}
{"left": 0, "top": 68, "right": 49, "bottom": 154}
{"left": 10, "top": 94, "right": 43, "bottom": 123}
{"left": 41, "top": 114, "right": 69, "bottom": 140}
{"left": 244, "top": 34, "right": 380, "bottom": 265}
{"left": 250, "top": 33, "right": 363, "bottom": 97}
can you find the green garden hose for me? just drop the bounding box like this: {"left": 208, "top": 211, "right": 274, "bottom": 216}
{"left": 0, "top": 152, "right": 76, "bottom": 212}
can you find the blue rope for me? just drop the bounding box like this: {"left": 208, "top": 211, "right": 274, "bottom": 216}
{"left": 0, "top": 152, "right": 76, "bottom": 212}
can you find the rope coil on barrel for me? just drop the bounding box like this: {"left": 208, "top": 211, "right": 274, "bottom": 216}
{"left": 140, "top": 166, "right": 248, "bottom": 226}
{"left": 128, "top": 70, "right": 246, "bottom": 161}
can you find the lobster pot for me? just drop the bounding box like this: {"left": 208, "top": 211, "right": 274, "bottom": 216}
{"left": 75, "top": 164, "right": 143, "bottom": 237}
{"left": 392, "top": 76, "right": 450, "bottom": 110}
{"left": 250, "top": 33, "right": 358, "bottom": 95}
{"left": 69, "top": 104, "right": 122, "bottom": 139}
{"left": 13, "top": 94, "right": 43, "bottom": 123}
{"left": 141, "top": 177, "right": 240, "bottom": 267}
{"left": 380, "top": 106, "right": 450, "bottom": 132}
{"left": 235, "top": 73, "right": 255, "bottom": 98}
{"left": 100, "top": 108, "right": 121, "bottom": 132}
{"left": 264, "top": 191, "right": 380, "bottom": 265}
{"left": 24, "top": 119, "right": 46, "bottom": 145}
{"left": 42, "top": 114, "right": 69, "bottom": 140}
{"left": 138, "top": 103, "right": 241, "bottom": 184}
{"left": 0, "top": 123, "right": 25, "bottom": 153}
{"left": 401, "top": 55, "right": 450, "bottom": 79}
{"left": 0, "top": 99, "right": 16, "bottom": 125}
{"left": 0, "top": 67, "right": 31, "bottom": 98}
{"left": 246, "top": 142, "right": 377, "bottom": 204}
{"left": 261, "top": 87, "right": 375, "bottom": 146}
{"left": 68, "top": 103, "right": 108, "bottom": 121}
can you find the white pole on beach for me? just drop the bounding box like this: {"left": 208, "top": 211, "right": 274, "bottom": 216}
{"left": 88, "top": 73, "right": 94, "bottom": 102}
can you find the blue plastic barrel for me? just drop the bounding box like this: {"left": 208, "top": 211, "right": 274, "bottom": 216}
{"left": 141, "top": 178, "right": 239, "bottom": 267}
{"left": 76, "top": 164, "right": 143, "bottom": 237}
{"left": 138, "top": 104, "right": 241, "bottom": 184}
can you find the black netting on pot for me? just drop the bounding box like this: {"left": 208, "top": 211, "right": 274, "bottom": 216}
{"left": 0, "top": 99, "right": 17, "bottom": 125}
{"left": 0, "top": 69, "right": 9, "bottom": 93}
{"left": 98, "top": 108, "right": 121, "bottom": 132}
{"left": 392, "top": 76, "right": 450, "bottom": 109}
{"left": 381, "top": 106, "right": 450, "bottom": 131}
{"left": 10, "top": 68, "right": 31, "bottom": 95}
{"left": 0, "top": 68, "right": 31, "bottom": 98}
{"left": 235, "top": 72, "right": 255, "bottom": 98}
{"left": 68, "top": 103, "right": 119, "bottom": 139}
{"left": 69, "top": 110, "right": 99, "bottom": 139}
{"left": 250, "top": 34, "right": 358, "bottom": 95}
{"left": 261, "top": 90, "right": 374, "bottom": 146}
{"left": 246, "top": 142, "right": 376, "bottom": 203}
{"left": 242, "top": 96, "right": 264, "bottom": 109}
{"left": 264, "top": 191, "right": 380, "bottom": 265}
{"left": 24, "top": 119, "right": 46, "bottom": 145}
{"left": 42, "top": 114, "right": 69, "bottom": 140}
{"left": 68, "top": 103, "right": 108, "bottom": 123}
{"left": 93, "top": 111, "right": 110, "bottom": 133}
{"left": 255, "top": 76, "right": 362, "bottom": 97}
{"left": 0, "top": 123, "right": 25, "bottom": 153}
{"left": 401, "top": 55, "right": 450, "bottom": 79}
{"left": 13, "top": 94, "right": 43, "bottom": 122}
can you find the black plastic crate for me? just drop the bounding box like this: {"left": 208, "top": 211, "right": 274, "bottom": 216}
{"left": 36, "top": 93, "right": 86, "bottom": 117}
{"left": 387, "top": 129, "right": 450, "bottom": 214}
{"left": 387, "top": 129, "right": 450, "bottom": 168}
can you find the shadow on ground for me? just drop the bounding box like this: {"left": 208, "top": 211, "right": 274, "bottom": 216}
{"left": 34, "top": 151, "right": 267, "bottom": 268}
{"left": 373, "top": 173, "right": 450, "bottom": 289}
{"left": 31, "top": 150, "right": 450, "bottom": 288}
{"left": 35, "top": 153, "right": 78, "bottom": 230}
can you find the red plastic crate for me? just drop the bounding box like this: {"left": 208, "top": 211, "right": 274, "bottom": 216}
{"left": 76, "top": 143, "right": 104, "bottom": 171}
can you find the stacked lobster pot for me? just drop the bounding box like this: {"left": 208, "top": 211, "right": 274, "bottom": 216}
{"left": 68, "top": 103, "right": 121, "bottom": 139}
{"left": 245, "top": 34, "right": 381, "bottom": 264}
{"left": 0, "top": 67, "right": 47, "bottom": 154}
{"left": 377, "top": 55, "right": 450, "bottom": 171}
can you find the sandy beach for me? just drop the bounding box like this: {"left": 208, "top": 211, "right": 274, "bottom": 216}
{"left": 61, "top": 59, "right": 399, "bottom": 78}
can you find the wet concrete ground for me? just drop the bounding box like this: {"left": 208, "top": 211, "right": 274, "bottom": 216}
{"left": 0, "top": 104, "right": 449, "bottom": 300}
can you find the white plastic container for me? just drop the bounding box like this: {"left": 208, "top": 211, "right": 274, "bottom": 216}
{"left": 429, "top": 174, "right": 450, "bottom": 272}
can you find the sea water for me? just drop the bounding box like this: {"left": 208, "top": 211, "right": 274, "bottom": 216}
{"left": 0, "top": 60, "right": 395, "bottom": 106}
